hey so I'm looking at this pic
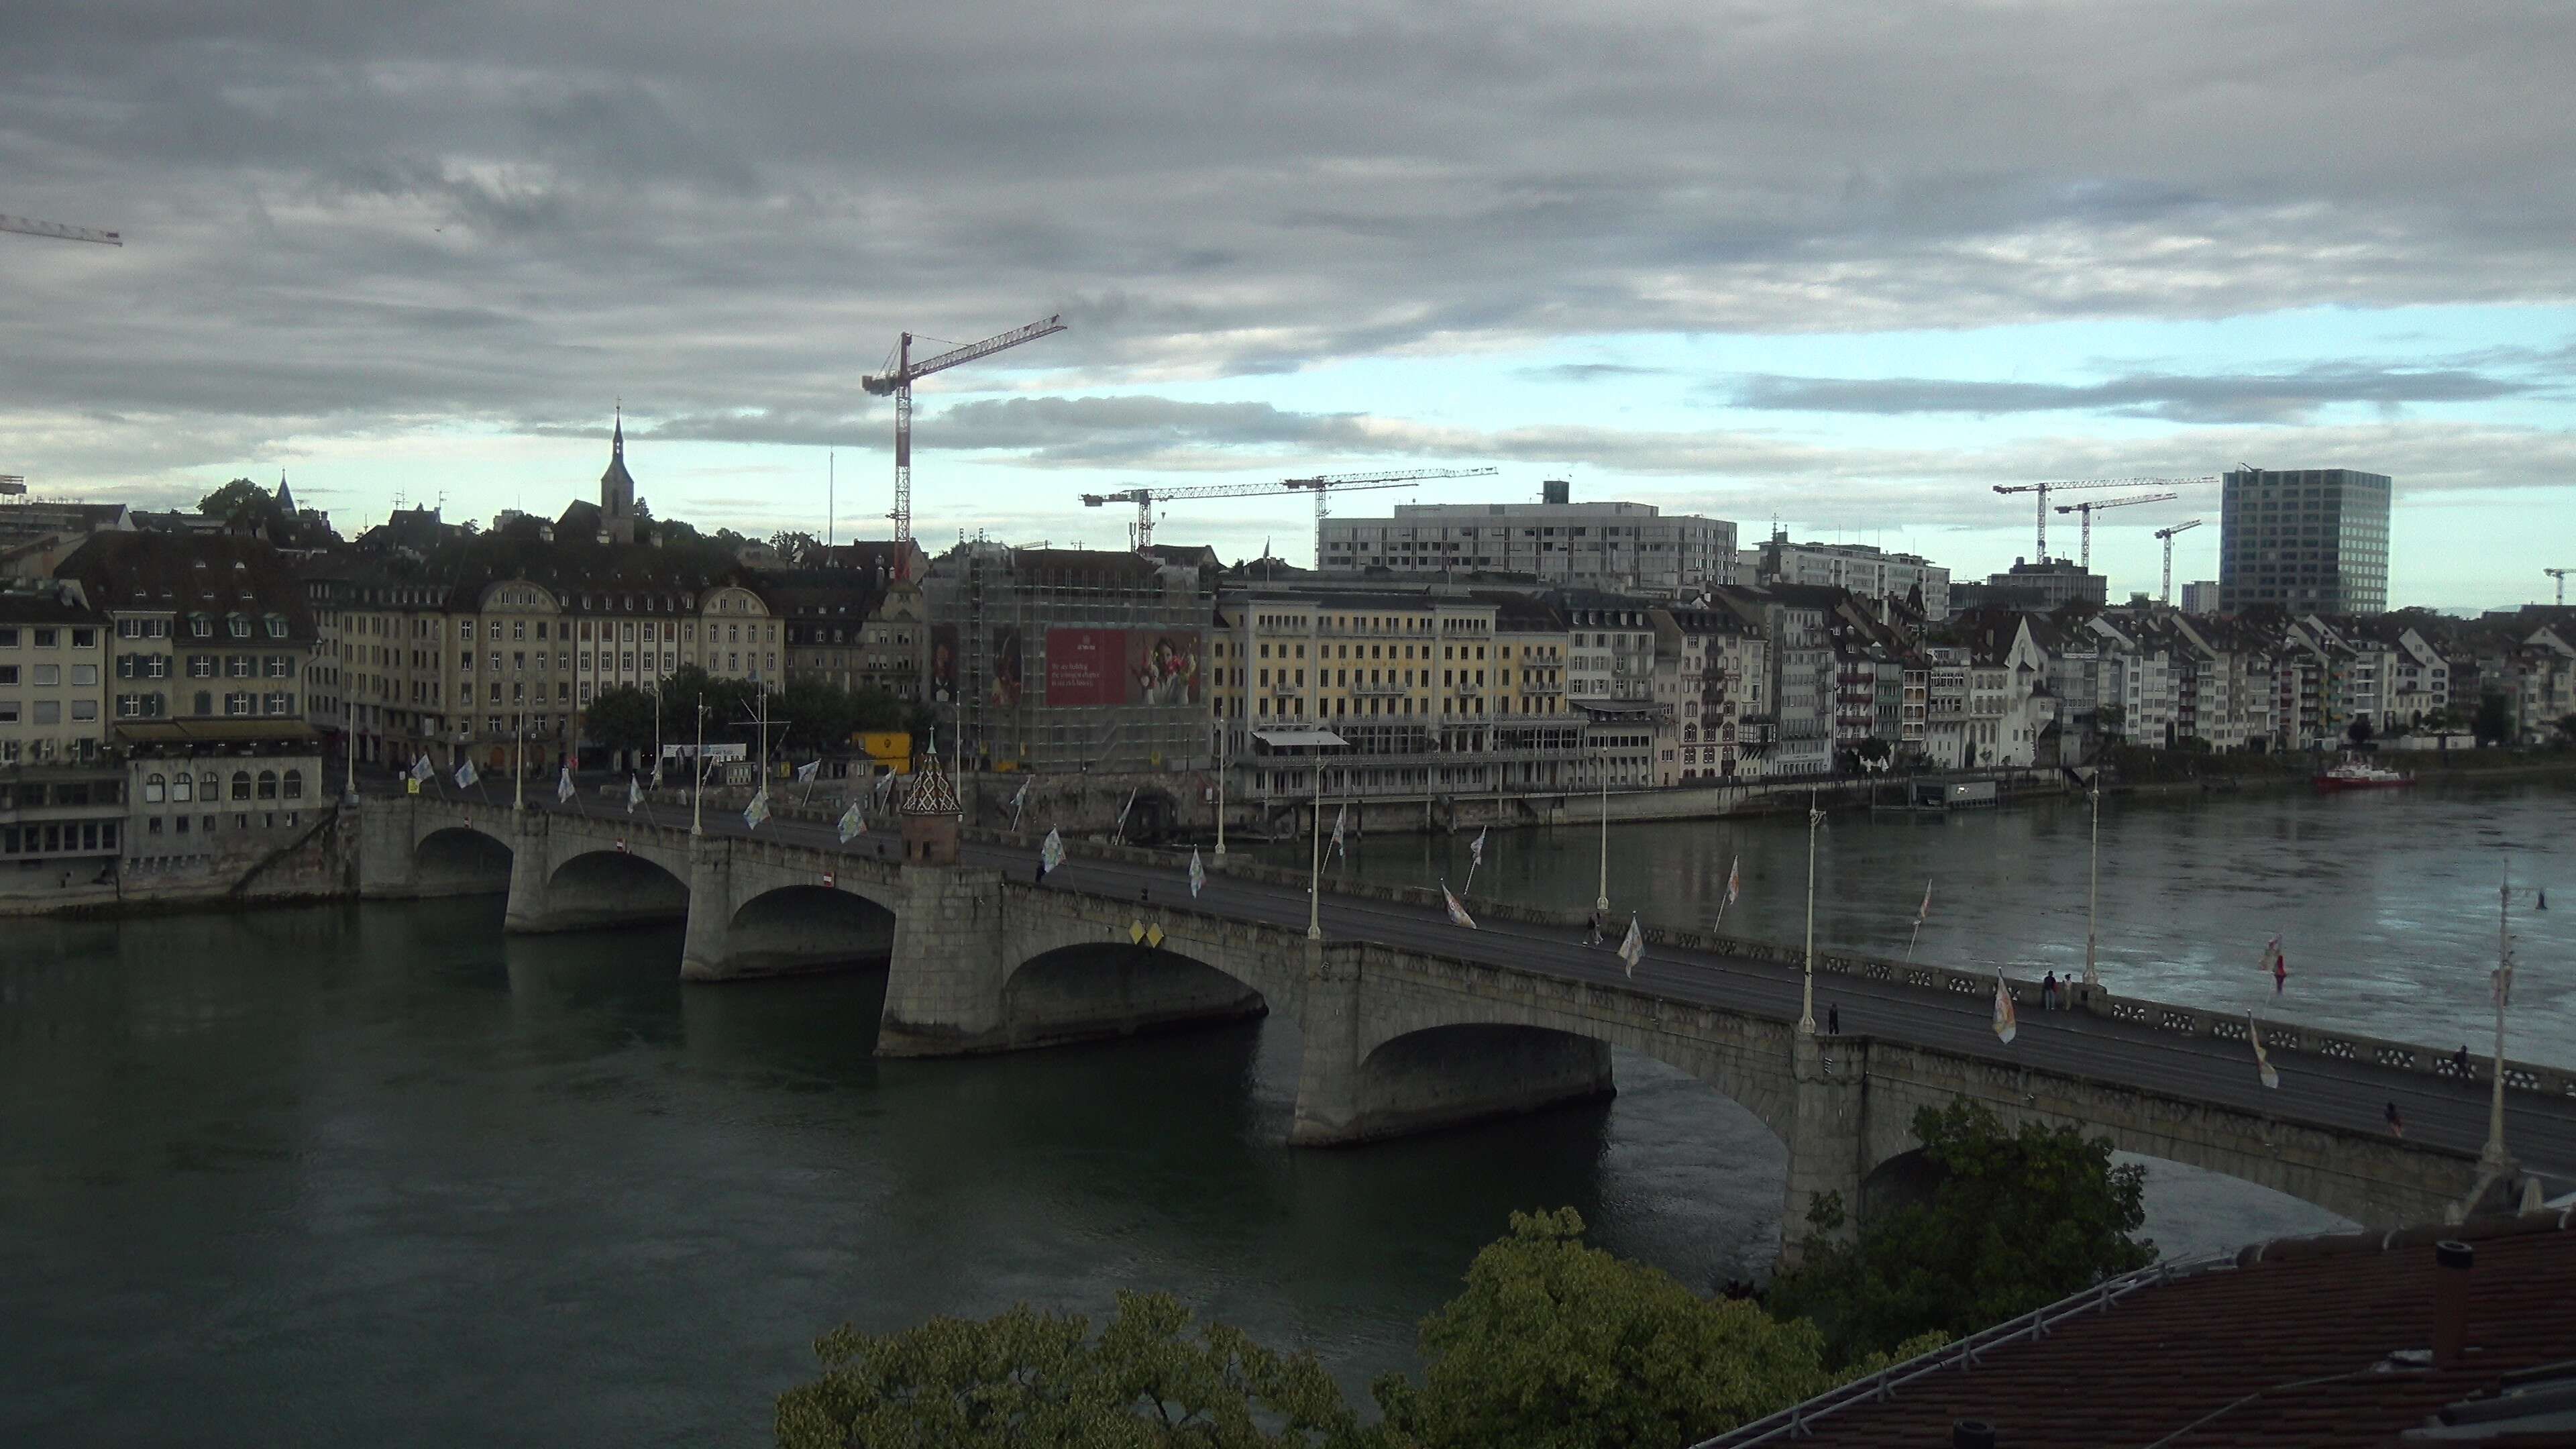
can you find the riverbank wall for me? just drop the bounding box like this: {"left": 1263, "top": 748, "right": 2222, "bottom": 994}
{"left": 0, "top": 803, "right": 359, "bottom": 920}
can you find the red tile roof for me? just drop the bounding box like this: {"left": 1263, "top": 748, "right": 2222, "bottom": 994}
{"left": 1704, "top": 1208, "right": 2576, "bottom": 1448}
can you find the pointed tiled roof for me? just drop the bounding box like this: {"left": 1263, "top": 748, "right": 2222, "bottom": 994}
{"left": 900, "top": 749, "right": 961, "bottom": 816}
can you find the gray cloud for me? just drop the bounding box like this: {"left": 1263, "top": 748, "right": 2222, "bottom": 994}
{"left": 1728, "top": 365, "right": 2542, "bottom": 423}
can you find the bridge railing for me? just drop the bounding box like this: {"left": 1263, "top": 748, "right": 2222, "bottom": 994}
{"left": 970, "top": 820, "right": 2576, "bottom": 1104}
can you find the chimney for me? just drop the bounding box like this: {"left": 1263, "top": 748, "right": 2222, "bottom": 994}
{"left": 1953, "top": 1421, "right": 1997, "bottom": 1449}
{"left": 2433, "top": 1240, "right": 2473, "bottom": 1367}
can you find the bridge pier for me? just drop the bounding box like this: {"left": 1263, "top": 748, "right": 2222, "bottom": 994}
{"left": 356, "top": 795, "right": 421, "bottom": 898}
{"left": 1289, "top": 945, "right": 1617, "bottom": 1146}
{"left": 1779, "top": 1030, "right": 1865, "bottom": 1269}
{"left": 678, "top": 838, "right": 736, "bottom": 981}
{"left": 501, "top": 810, "right": 554, "bottom": 932}
{"left": 876, "top": 865, "right": 1011, "bottom": 1055}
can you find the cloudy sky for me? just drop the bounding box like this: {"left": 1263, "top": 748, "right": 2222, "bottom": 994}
{"left": 6, "top": 0, "right": 2571, "bottom": 607}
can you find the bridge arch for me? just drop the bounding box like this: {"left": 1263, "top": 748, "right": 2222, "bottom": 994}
{"left": 412, "top": 824, "right": 514, "bottom": 895}
{"left": 723, "top": 883, "right": 900, "bottom": 975}
{"left": 541, "top": 847, "right": 691, "bottom": 930}
{"left": 997, "top": 942, "right": 1270, "bottom": 1049}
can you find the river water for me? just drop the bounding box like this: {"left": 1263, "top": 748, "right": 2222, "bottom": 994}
{"left": 3, "top": 781, "right": 2566, "bottom": 1447}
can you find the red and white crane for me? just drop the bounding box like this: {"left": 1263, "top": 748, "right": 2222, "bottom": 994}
{"left": 1994, "top": 476, "right": 2216, "bottom": 560}
{"left": 1, "top": 213, "right": 122, "bottom": 246}
{"left": 861, "top": 314, "right": 1065, "bottom": 578}
{"left": 1082, "top": 467, "right": 1498, "bottom": 561}
{"left": 2053, "top": 490, "right": 2176, "bottom": 569}
{"left": 2153, "top": 519, "right": 2202, "bottom": 604}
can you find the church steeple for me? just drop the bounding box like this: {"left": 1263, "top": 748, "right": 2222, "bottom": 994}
{"left": 600, "top": 405, "right": 637, "bottom": 545}
{"left": 275, "top": 470, "right": 296, "bottom": 517}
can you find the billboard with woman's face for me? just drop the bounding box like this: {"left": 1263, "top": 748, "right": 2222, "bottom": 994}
{"left": 930, "top": 624, "right": 959, "bottom": 704}
{"left": 1046, "top": 628, "right": 1199, "bottom": 706}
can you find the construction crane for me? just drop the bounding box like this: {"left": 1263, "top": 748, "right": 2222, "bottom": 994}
{"left": 2053, "top": 490, "right": 2176, "bottom": 569}
{"left": 861, "top": 314, "right": 1065, "bottom": 579}
{"left": 1081, "top": 467, "right": 1499, "bottom": 561}
{"left": 2548, "top": 568, "right": 2571, "bottom": 606}
{"left": 2153, "top": 519, "right": 2203, "bottom": 604}
{"left": 1, "top": 214, "right": 122, "bottom": 246}
{"left": 1994, "top": 476, "right": 2217, "bottom": 560}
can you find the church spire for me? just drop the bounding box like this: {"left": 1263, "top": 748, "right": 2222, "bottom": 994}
{"left": 612, "top": 401, "right": 624, "bottom": 458}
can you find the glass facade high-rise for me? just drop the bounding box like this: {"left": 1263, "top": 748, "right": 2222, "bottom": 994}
{"left": 2217, "top": 468, "right": 2390, "bottom": 614}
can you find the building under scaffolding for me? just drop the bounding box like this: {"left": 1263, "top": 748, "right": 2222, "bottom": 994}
{"left": 920, "top": 543, "right": 1217, "bottom": 775}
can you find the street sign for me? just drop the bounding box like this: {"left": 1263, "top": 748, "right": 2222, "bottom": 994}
{"left": 821, "top": 871, "right": 835, "bottom": 888}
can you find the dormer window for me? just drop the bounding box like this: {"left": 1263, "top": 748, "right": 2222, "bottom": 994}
{"left": 191, "top": 614, "right": 213, "bottom": 639}
{"left": 266, "top": 615, "right": 288, "bottom": 639}
{"left": 228, "top": 615, "right": 251, "bottom": 639}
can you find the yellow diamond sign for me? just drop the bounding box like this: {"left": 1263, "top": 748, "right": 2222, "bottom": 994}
{"left": 1146, "top": 924, "right": 1165, "bottom": 949}
{"left": 1129, "top": 921, "right": 1146, "bottom": 944}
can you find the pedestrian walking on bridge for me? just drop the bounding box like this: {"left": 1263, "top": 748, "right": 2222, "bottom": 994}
{"left": 2385, "top": 1101, "right": 2406, "bottom": 1139}
{"left": 1827, "top": 1003, "right": 1839, "bottom": 1036}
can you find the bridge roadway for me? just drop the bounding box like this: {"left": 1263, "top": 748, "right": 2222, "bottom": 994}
{"left": 417, "top": 779, "right": 2576, "bottom": 1198}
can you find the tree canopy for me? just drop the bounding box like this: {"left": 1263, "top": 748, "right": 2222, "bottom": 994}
{"left": 775, "top": 1291, "right": 1377, "bottom": 1449}
{"left": 1372, "top": 1208, "right": 1870, "bottom": 1449}
{"left": 1764, "top": 1099, "right": 2153, "bottom": 1367}
{"left": 2473, "top": 692, "right": 2515, "bottom": 746}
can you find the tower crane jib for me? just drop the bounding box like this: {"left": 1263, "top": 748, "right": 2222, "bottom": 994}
{"left": 861, "top": 314, "right": 1065, "bottom": 580}
{"left": 1079, "top": 467, "right": 1499, "bottom": 561}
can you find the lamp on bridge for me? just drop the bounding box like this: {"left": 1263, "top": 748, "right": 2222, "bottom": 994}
{"left": 902, "top": 751, "right": 963, "bottom": 866}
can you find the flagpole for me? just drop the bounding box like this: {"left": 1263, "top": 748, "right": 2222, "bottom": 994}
{"left": 1307, "top": 754, "right": 1324, "bottom": 941}
{"left": 1800, "top": 789, "right": 1818, "bottom": 1036}
{"left": 1906, "top": 877, "right": 1929, "bottom": 962}
{"left": 1214, "top": 717, "right": 1227, "bottom": 858}
{"left": 513, "top": 710, "right": 525, "bottom": 812}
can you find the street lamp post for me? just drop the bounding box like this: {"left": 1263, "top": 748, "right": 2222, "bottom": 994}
{"left": 1214, "top": 716, "right": 1228, "bottom": 858}
{"left": 512, "top": 710, "right": 525, "bottom": 812}
{"left": 1800, "top": 789, "right": 1820, "bottom": 1034}
{"left": 690, "top": 703, "right": 706, "bottom": 836}
{"left": 2082, "top": 773, "right": 2102, "bottom": 990}
{"left": 1595, "top": 749, "right": 1610, "bottom": 916}
{"left": 1306, "top": 752, "right": 1324, "bottom": 941}
{"left": 2483, "top": 867, "right": 2517, "bottom": 1173}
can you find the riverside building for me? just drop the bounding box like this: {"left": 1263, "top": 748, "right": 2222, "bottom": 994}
{"left": 2218, "top": 467, "right": 2392, "bottom": 614}
{"left": 1317, "top": 480, "right": 1736, "bottom": 596}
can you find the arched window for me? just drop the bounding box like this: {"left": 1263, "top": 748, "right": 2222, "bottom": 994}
{"left": 199, "top": 771, "right": 219, "bottom": 801}
{"left": 172, "top": 773, "right": 193, "bottom": 802}
{"left": 256, "top": 770, "right": 278, "bottom": 800}
{"left": 282, "top": 769, "right": 305, "bottom": 800}
{"left": 230, "top": 771, "right": 252, "bottom": 801}
{"left": 145, "top": 773, "right": 167, "bottom": 803}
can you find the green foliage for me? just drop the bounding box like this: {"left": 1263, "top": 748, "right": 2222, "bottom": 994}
{"left": 197, "top": 478, "right": 270, "bottom": 524}
{"left": 2347, "top": 716, "right": 2375, "bottom": 746}
{"left": 1371, "top": 1208, "right": 1845, "bottom": 1449}
{"left": 1766, "top": 1101, "right": 2153, "bottom": 1366}
{"left": 656, "top": 664, "right": 765, "bottom": 746}
{"left": 2555, "top": 712, "right": 2576, "bottom": 744}
{"left": 582, "top": 685, "right": 659, "bottom": 755}
{"left": 2473, "top": 692, "right": 2514, "bottom": 746}
{"left": 775, "top": 1291, "right": 1378, "bottom": 1449}
{"left": 780, "top": 676, "right": 914, "bottom": 753}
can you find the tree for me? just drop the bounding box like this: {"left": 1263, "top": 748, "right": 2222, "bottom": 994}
{"left": 2555, "top": 712, "right": 2576, "bottom": 745}
{"left": 769, "top": 530, "right": 824, "bottom": 566}
{"left": 2347, "top": 716, "right": 2375, "bottom": 747}
{"left": 2473, "top": 692, "right": 2515, "bottom": 747}
{"left": 197, "top": 478, "right": 272, "bottom": 527}
{"left": 2092, "top": 702, "right": 2127, "bottom": 741}
{"left": 582, "top": 685, "right": 659, "bottom": 757}
{"left": 775, "top": 1291, "right": 1379, "bottom": 1449}
{"left": 1765, "top": 1101, "right": 2153, "bottom": 1367}
{"left": 1371, "top": 1208, "right": 1870, "bottom": 1449}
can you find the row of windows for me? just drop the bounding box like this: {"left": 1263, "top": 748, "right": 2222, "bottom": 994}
{"left": 139, "top": 769, "right": 307, "bottom": 803}
{"left": 0, "top": 663, "right": 100, "bottom": 688}
{"left": 0, "top": 627, "right": 101, "bottom": 649}
{"left": 0, "top": 699, "right": 101, "bottom": 724}
{"left": 2, "top": 819, "right": 121, "bottom": 855}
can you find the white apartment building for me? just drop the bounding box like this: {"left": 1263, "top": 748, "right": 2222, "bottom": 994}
{"left": 0, "top": 585, "right": 108, "bottom": 765}
{"left": 1743, "top": 536, "right": 1952, "bottom": 619}
{"left": 1319, "top": 481, "right": 1736, "bottom": 597}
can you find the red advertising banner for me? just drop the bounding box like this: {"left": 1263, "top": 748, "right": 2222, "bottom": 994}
{"left": 1045, "top": 627, "right": 1203, "bottom": 706}
{"left": 1045, "top": 628, "right": 1126, "bottom": 706}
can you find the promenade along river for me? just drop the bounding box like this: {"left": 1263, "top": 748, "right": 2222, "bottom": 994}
{"left": 2, "top": 780, "right": 2565, "bottom": 1447}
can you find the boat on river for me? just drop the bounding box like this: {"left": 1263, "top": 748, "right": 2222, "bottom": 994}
{"left": 2313, "top": 757, "right": 2414, "bottom": 792}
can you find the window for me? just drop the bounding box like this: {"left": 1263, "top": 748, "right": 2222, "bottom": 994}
{"left": 225, "top": 692, "right": 251, "bottom": 716}
{"left": 147, "top": 656, "right": 168, "bottom": 679}
{"left": 190, "top": 616, "right": 212, "bottom": 639}
{"left": 189, "top": 655, "right": 215, "bottom": 678}
{"left": 266, "top": 616, "right": 287, "bottom": 639}
{"left": 266, "top": 655, "right": 291, "bottom": 678}
{"left": 257, "top": 770, "right": 278, "bottom": 800}
{"left": 34, "top": 663, "right": 59, "bottom": 686}
{"left": 0, "top": 665, "right": 13, "bottom": 685}
{"left": 227, "top": 655, "right": 253, "bottom": 678}
{"left": 33, "top": 628, "right": 57, "bottom": 647}
{"left": 228, "top": 616, "right": 250, "bottom": 639}
{"left": 71, "top": 700, "right": 97, "bottom": 722}
{"left": 146, "top": 773, "right": 167, "bottom": 803}
{"left": 193, "top": 691, "right": 213, "bottom": 715}
{"left": 34, "top": 701, "right": 60, "bottom": 724}
{"left": 264, "top": 692, "right": 290, "bottom": 714}
{"left": 231, "top": 771, "right": 252, "bottom": 801}
{"left": 282, "top": 769, "right": 304, "bottom": 800}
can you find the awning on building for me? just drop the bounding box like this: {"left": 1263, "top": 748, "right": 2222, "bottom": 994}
{"left": 1249, "top": 728, "right": 1350, "bottom": 750}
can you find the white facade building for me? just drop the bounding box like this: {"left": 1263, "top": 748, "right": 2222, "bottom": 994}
{"left": 1745, "top": 536, "right": 1952, "bottom": 619}
{"left": 1319, "top": 481, "right": 1736, "bottom": 597}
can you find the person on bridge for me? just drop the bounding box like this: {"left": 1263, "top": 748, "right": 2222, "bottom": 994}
{"left": 1586, "top": 910, "right": 1604, "bottom": 947}
{"left": 2454, "top": 1046, "right": 2472, "bottom": 1077}
{"left": 1827, "top": 1003, "right": 1839, "bottom": 1036}
{"left": 2041, "top": 971, "right": 2059, "bottom": 1010}
{"left": 2385, "top": 1101, "right": 2406, "bottom": 1139}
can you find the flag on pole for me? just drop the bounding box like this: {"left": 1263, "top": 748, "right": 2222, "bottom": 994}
{"left": 1990, "top": 973, "right": 2018, "bottom": 1044}
{"left": 453, "top": 758, "right": 479, "bottom": 790}
{"left": 2248, "top": 1013, "right": 2279, "bottom": 1090}
{"left": 627, "top": 776, "right": 644, "bottom": 814}
{"left": 796, "top": 759, "right": 820, "bottom": 784}
{"left": 1330, "top": 803, "right": 1348, "bottom": 861}
{"left": 743, "top": 789, "right": 770, "bottom": 830}
{"left": 1189, "top": 847, "right": 1205, "bottom": 899}
{"left": 1915, "top": 879, "right": 1933, "bottom": 927}
{"left": 1010, "top": 776, "right": 1030, "bottom": 830}
{"left": 557, "top": 765, "right": 574, "bottom": 804}
{"left": 409, "top": 753, "right": 433, "bottom": 783}
{"left": 1040, "top": 827, "right": 1065, "bottom": 874}
{"left": 1723, "top": 854, "right": 1740, "bottom": 908}
{"left": 1442, "top": 881, "right": 1479, "bottom": 930}
{"left": 874, "top": 771, "right": 898, "bottom": 809}
{"left": 1616, "top": 914, "right": 1645, "bottom": 975}
{"left": 837, "top": 801, "right": 865, "bottom": 843}
{"left": 1470, "top": 826, "right": 1487, "bottom": 869}
{"left": 1116, "top": 788, "right": 1138, "bottom": 838}
{"left": 649, "top": 753, "right": 664, "bottom": 790}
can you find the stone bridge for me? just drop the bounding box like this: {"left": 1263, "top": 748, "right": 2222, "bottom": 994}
{"left": 358, "top": 794, "right": 2518, "bottom": 1258}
